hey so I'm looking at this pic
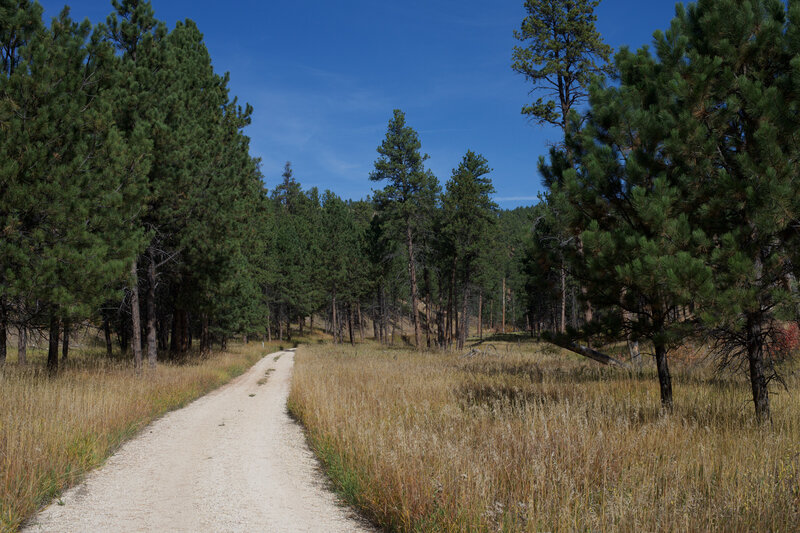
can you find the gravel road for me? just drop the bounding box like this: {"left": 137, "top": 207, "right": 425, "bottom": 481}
{"left": 24, "top": 349, "right": 373, "bottom": 533}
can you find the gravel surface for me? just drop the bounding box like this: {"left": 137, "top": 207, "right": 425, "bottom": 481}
{"left": 24, "top": 350, "right": 373, "bottom": 533}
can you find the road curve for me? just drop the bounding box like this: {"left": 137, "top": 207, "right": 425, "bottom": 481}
{"left": 24, "top": 350, "right": 372, "bottom": 533}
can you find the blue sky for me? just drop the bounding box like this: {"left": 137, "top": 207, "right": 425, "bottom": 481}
{"left": 39, "top": 0, "right": 679, "bottom": 208}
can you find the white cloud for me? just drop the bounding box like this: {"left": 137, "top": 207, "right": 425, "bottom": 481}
{"left": 493, "top": 196, "right": 540, "bottom": 202}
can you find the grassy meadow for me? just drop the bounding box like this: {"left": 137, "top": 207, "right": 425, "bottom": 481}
{"left": 0, "top": 339, "right": 283, "bottom": 532}
{"left": 289, "top": 339, "right": 800, "bottom": 532}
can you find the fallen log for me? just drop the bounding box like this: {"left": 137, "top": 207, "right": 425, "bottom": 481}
{"left": 549, "top": 338, "right": 629, "bottom": 369}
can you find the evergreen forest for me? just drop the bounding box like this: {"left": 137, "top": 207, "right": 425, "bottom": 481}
{"left": 2, "top": 0, "right": 800, "bottom": 428}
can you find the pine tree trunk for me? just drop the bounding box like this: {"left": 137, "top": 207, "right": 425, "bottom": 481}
{"left": 173, "top": 309, "right": 189, "bottom": 355}
{"left": 170, "top": 310, "right": 178, "bottom": 355}
{"left": 478, "top": 292, "right": 483, "bottom": 340}
{"left": 423, "top": 268, "right": 432, "bottom": 348}
{"left": 372, "top": 304, "right": 380, "bottom": 341}
{"left": 175, "top": 310, "right": 183, "bottom": 354}
{"left": 577, "top": 239, "right": 593, "bottom": 325}
{"left": 746, "top": 314, "right": 771, "bottom": 424}
{"left": 374, "top": 290, "right": 381, "bottom": 342}
{"left": 103, "top": 316, "right": 113, "bottom": 357}
{"left": 347, "top": 304, "right": 354, "bottom": 346}
{"left": 147, "top": 250, "right": 157, "bottom": 369}
{"left": 571, "top": 287, "right": 578, "bottom": 328}
{"left": 448, "top": 259, "right": 456, "bottom": 347}
{"left": 437, "top": 277, "right": 445, "bottom": 348}
{"left": 131, "top": 260, "right": 143, "bottom": 372}
{"left": 445, "top": 291, "right": 451, "bottom": 346}
{"left": 17, "top": 324, "right": 27, "bottom": 365}
{"left": 425, "top": 294, "right": 432, "bottom": 348}
{"left": 454, "top": 289, "right": 460, "bottom": 347}
{"left": 158, "top": 310, "right": 169, "bottom": 351}
{"left": 200, "top": 314, "right": 210, "bottom": 354}
{"left": 502, "top": 276, "right": 507, "bottom": 334}
{"left": 299, "top": 317, "right": 304, "bottom": 336}
{"left": 47, "top": 314, "right": 60, "bottom": 375}
{"left": 459, "top": 284, "right": 469, "bottom": 350}
{"left": 391, "top": 306, "right": 397, "bottom": 345}
{"left": 464, "top": 289, "right": 470, "bottom": 344}
{"left": 62, "top": 320, "right": 70, "bottom": 363}
{"left": 332, "top": 294, "right": 337, "bottom": 344}
{"left": 0, "top": 302, "right": 6, "bottom": 365}
{"left": 509, "top": 294, "right": 514, "bottom": 332}
{"left": 654, "top": 340, "right": 673, "bottom": 411}
{"left": 560, "top": 262, "right": 566, "bottom": 334}
{"left": 357, "top": 304, "right": 364, "bottom": 342}
{"left": 381, "top": 289, "right": 388, "bottom": 344}
{"left": 406, "top": 225, "right": 421, "bottom": 349}
{"left": 187, "top": 314, "right": 192, "bottom": 350}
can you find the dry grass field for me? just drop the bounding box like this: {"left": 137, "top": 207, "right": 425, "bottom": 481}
{"left": 0, "top": 340, "right": 282, "bottom": 532}
{"left": 289, "top": 340, "right": 800, "bottom": 532}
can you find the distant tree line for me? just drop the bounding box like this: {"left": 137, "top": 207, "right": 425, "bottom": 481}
{"left": 261, "top": 111, "right": 542, "bottom": 352}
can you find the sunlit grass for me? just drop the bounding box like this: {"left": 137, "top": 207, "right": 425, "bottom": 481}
{"left": 0, "top": 340, "right": 282, "bottom": 532}
{"left": 289, "top": 341, "right": 800, "bottom": 532}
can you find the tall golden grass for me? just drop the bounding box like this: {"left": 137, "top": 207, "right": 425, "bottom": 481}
{"left": 0, "top": 340, "right": 281, "bottom": 532}
{"left": 289, "top": 341, "right": 800, "bottom": 532}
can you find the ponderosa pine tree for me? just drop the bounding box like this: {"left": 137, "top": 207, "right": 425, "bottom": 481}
{"left": 521, "top": 202, "right": 565, "bottom": 336}
{"left": 370, "top": 110, "right": 439, "bottom": 349}
{"left": 366, "top": 198, "right": 402, "bottom": 345}
{"left": 269, "top": 163, "right": 302, "bottom": 340}
{"left": 513, "top": 0, "right": 614, "bottom": 328}
{"left": 0, "top": 0, "right": 42, "bottom": 363}
{"left": 661, "top": 0, "right": 800, "bottom": 423}
{"left": 320, "top": 191, "right": 361, "bottom": 343}
{"left": 496, "top": 207, "right": 539, "bottom": 333}
{"left": 1, "top": 0, "right": 266, "bottom": 368}
{"left": 0, "top": 0, "right": 41, "bottom": 76}
{"left": 106, "top": 5, "right": 263, "bottom": 361}
{"left": 295, "top": 187, "right": 325, "bottom": 333}
{"left": 511, "top": 0, "right": 612, "bottom": 133}
{"left": 105, "top": 0, "right": 163, "bottom": 369}
{"left": 1, "top": 8, "right": 145, "bottom": 373}
{"left": 441, "top": 151, "right": 497, "bottom": 349}
{"left": 346, "top": 199, "right": 376, "bottom": 343}
{"left": 156, "top": 20, "right": 263, "bottom": 354}
{"left": 184, "top": 90, "right": 265, "bottom": 349}
{"left": 549, "top": 59, "right": 713, "bottom": 409}
{"left": 269, "top": 163, "right": 324, "bottom": 339}
{"left": 552, "top": 0, "right": 800, "bottom": 419}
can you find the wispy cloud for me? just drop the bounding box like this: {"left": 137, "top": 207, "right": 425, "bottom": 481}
{"left": 493, "top": 196, "right": 540, "bottom": 203}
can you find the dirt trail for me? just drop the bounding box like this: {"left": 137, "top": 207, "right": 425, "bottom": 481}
{"left": 24, "top": 350, "right": 372, "bottom": 533}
